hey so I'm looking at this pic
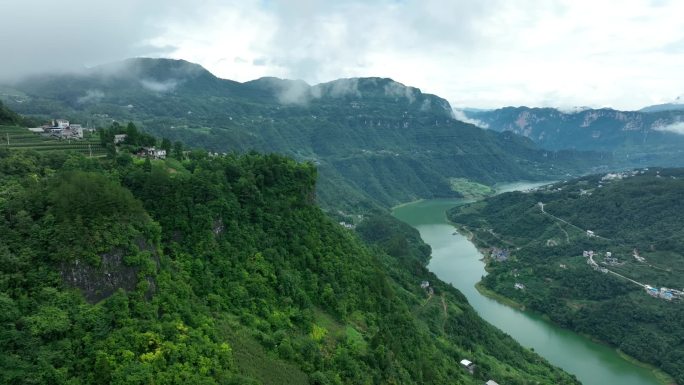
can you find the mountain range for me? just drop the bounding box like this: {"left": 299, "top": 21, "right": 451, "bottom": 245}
{"left": 464, "top": 107, "right": 684, "bottom": 166}
{"left": 0, "top": 58, "right": 605, "bottom": 211}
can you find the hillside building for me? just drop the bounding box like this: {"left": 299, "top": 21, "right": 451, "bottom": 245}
{"left": 460, "top": 359, "right": 476, "bottom": 374}
{"left": 138, "top": 147, "right": 166, "bottom": 159}
{"left": 114, "top": 134, "right": 127, "bottom": 144}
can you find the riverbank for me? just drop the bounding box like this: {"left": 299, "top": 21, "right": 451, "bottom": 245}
{"left": 391, "top": 198, "right": 424, "bottom": 210}
{"left": 474, "top": 282, "right": 525, "bottom": 310}
{"left": 474, "top": 274, "right": 672, "bottom": 385}
{"left": 616, "top": 350, "right": 675, "bottom": 385}
{"left": 393, "top": 197, "right": 667, "bottom": 385}
{"left": 462, "top": 227, "right": 674, "bottom": 385}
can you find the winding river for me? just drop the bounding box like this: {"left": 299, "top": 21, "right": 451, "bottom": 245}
{"left": 392, "top": 183, "right": 663, "bottom": 385}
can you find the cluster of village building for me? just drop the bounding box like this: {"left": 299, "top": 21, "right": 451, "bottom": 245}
{"left": 24, "top": 118, "right": 171, "bottom": 160}
{"left": 644, "top": 286, "right": 681, "bottom": 301}
{"left": 28, "top": 119, "right": 86, "bottom": 139}
{"left": 583, "top": 250, "right": 683, "bottom": 301}
{"left": 584, "top": 250, "right": 615, "bottom": 274}
{"left": 490, "top": 247, "right": 509, "bottom": 262}
{"left": 112, "top": 133, "right": 167, "bottom": 159}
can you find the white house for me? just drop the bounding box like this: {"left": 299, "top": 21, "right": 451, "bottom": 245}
{"left": 485, "top": 380, "right": 500, "bottom": 385}
{"left": 141, "top": 147, "right": 166, "bottom": 159}
{"left": 460, "top": 359, "right": 475, "bottom": 374}
{"left": 53, "top": 119, "right": 69, "bottom": 128}
{"left": 59, "top": 124, "right": 83, "bottom": 139}
{"left": 114, "top": 134, "right": 127, "bottom": 144}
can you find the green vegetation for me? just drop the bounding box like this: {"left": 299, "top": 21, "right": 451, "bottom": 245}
{"left": 3, "top": 58, "right": 607, "bottom": 211}
{"left": 0, "top": 125, "right": 107, "bottom": 156}
{"left": 0, "top": 100, "right": 23, "bottom": 126}
{"left": 449, "top": 178, "right": 495, "bottom": 199}
{"left": 0, "top": 143, "right": 580, "bottom": 384}
{"left": 448, "top": 169, "right": 684, "bottom": 384}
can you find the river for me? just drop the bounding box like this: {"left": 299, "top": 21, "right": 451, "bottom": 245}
{"left": 392, "top": 183, "right": 663, "bottom": 385}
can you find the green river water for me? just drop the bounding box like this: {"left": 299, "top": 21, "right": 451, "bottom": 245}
{"left": 392, "top": 182, "right": 664, "bottom": 385}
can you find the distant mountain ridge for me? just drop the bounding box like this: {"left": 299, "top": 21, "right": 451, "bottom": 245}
{"left": 2, "top": 58, "right": 604, "bottom": 210}
{"left": 639, "top": 101, "right": 684, "bottom": 113}
{"left": 464, "top": 106, "right": 684, "bottom": 167}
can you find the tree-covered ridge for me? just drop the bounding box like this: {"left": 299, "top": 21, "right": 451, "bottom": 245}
{"left": 3, "top": 58, "right": 607, "bottom": 210}
{"left": 0, "top": 148, "right": 579, "bottom": 385}
{"left": 0, "top": 100, "right": 24, "bottom": 126}
{"left": 448, "top": 169, "right": 684, "bottom": 384}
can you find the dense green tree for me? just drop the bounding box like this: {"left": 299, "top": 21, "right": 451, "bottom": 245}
{"left": 0, "top": 149, "right": 579, "bottom": 385}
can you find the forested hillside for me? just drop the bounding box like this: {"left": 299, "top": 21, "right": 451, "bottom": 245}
{"left": 0, "top": 100, "right": 23, "bottom": 126}
{"left": 0, "top": 146, "right": 579, "bottom": 384}
{"left": 448, "top": 169, "right": 684, "bottom": 383}
{"left": 2, "top": 58, "right": 607, "bottom": 210}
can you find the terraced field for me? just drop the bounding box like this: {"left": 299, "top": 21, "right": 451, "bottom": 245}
{"left": 0, "top": 126, "right": 107, "bottom": 156}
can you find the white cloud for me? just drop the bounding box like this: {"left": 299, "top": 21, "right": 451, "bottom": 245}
{"left": 452, "top": 109, "right": 489, "bottom": 128}
{"left": 76, "top": 90, "right": 105, "bottom": 104}
{"left": 3, "top": 0, "right": 684, "bottom": 110}
{"left": 654, "top": 122, "right": 684, "bottom": 135}
{"left": 140, "top": 79, "right": 178, "bottom": 93}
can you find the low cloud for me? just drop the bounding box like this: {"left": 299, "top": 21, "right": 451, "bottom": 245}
{"left": 140, "top": 79, "right": 178, "bottom": 93}
{"left": 0, "top": 0, "right": 189, "bottom": 81}
{"left": 452, "top": 109, "right": 489, "bottom": 128}
{"left": 272, "top": 79, "right": 312, "bottom": 105}
{"left": 312, "top": 78, "right": 361, "bottom": 99}
{"left": 554, "top": 106, "right": 591, "bottom": 114}
{"left": 653, "top": 122, "right": 684, "bottom": 135}
{"left": 77, "top": 90, "right": 105, "bottom": 104}
{"left": 384, "top": 81, "right": 416, "bottom": 103}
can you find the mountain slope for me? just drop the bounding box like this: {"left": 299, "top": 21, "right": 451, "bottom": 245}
{"left": 0, "top": 100, "right": 23, "bottom": 126}
{"left": 464, "top": 107, "right": 684, "bottom": 167}
{"left": 3, "top": 58, "right": 606, "bottom": 210}
{"left": 0, "top": 149, "right": 580, "bottom": 385}
{"left": 448, "top": 169, "right": 684, "bottom": 383}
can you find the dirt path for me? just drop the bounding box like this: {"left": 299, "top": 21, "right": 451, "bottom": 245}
{"left": 538, "top": 203, "right": 612, "bottom": 241}
{"left": 556, "top": 222, "right": 570, "bottom": 243}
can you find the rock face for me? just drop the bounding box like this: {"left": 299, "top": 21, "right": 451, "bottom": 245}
{"left": 60, "top": 244, "right": 158, "bottom": 303}
{"left": 464, "top": 107, "right": 684, "bottom": 166}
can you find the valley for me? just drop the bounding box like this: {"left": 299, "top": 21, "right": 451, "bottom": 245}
{"left": 393, "top": 195, "right": 666, "bottom": 385}
{"left": 1, "top": 58, "right": 608, "bottom": 211}
{"left": 1, "top": 59, "right": 683, "bottom": 385}
{"left": 448, "top": 170, "right": 684, "bottom": 383}
{"left": 3, "top": 2, "right": 684, "bottom": 384}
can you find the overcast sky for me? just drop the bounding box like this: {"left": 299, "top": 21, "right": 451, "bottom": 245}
{"left": 1, "top": 0, "right": 683, "bottom": 110}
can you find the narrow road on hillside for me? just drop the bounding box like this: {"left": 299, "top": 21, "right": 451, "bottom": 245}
{"left": 538, "top": 202, "right": 612, "bottom": 241}
{"left": 587, "top": 253, "right": 646, "bottom": 288}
